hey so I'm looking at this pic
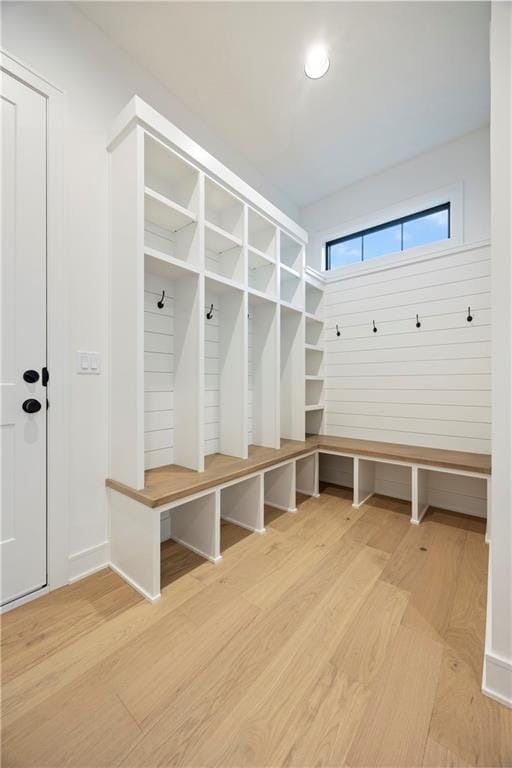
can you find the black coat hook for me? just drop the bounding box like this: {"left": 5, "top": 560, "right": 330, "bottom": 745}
{"left": 372, "top": 320, "right": 377, "bottom": 333}
{"left": 416, "top": 314, "right": 421, "bottom": 328}
{"left": 157, "top": 290, "right": 165, "bottom": 309}
{"left": 336, "top": 324, "right": 341, "bottom": 337}
{"left": 206, "top": 303, "right": 214, "bottom": 320}
{"left": 467, "top": 306, "right": 473, "bottom": 322}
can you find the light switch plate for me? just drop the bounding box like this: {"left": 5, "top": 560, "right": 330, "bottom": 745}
{"left": 77, "top": 351, "right": 101, "bottom": 374}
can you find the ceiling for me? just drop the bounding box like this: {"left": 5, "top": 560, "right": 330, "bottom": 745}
{"left": 79, "top": 1, "right": 490, "bottom": 209}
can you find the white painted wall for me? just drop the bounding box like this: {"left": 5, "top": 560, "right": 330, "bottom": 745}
{"left": 1, "top": 1, "right": 297, "bottom": 573}
{"left": 484, "top": 0, "right": 512, "bottom": 709}
{"left": 302, "top": 126, "right": 490, "bottom": 271}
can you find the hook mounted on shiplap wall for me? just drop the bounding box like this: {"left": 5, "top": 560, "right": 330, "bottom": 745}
{"left": 467, "top": 306, "right": 473, "bottom": 322}
{"left": 416, "top": 314, "right": 421, "bottom": 328}
{"left": 336, "top": 324, "right": 341, "bottom": 337}
{"left": 157, "top": 290, "right": 165, "bottom": 309}
{"left": 372, "top": 320, "right": 378, "bottom": 333}
{"left": 206, "top": 304, "right": 214, "bottom": 320}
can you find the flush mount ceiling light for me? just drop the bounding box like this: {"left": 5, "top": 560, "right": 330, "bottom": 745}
{"left": 304, "top": 46, "right": 330, "bottom": 79}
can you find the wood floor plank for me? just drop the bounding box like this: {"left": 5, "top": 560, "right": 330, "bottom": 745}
{"left": 345, "top": 624, "right": 444, "bottom": 767}
{"left": 401, "top": 524, "right": 466, "bottom": 642}
{"left": 2, "top": 491, "right": 507, "bottom": 768}
{"left": 331, "top": 579, "right": 409, "bottom": 687}
{"left": 429, "top": 647, "right": 512, "bottom": 766}
{"left": 123, "top": 545, "right": 389, "bottom": 768}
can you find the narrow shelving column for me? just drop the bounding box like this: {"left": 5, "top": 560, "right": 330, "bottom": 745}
{"left": 280, "top": 306, "right": 305, "bottom": 441}
{"left": 304, "top": 270, "right": 326, "bottom": 436}
{"left": 248, "top": 294, "right": 280, "bottom": 449}
{"left": 204, "top": 276, "right": 247, "bottom": 459}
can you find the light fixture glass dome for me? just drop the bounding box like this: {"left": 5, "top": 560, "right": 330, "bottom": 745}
{"left": 304, "top": 46, "right": 330, "bottom": 79}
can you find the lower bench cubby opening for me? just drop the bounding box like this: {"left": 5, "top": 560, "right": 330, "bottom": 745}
{"left": 355, "top": 459, "right": 412, "bottom": 514}
{"left": 414, "top": 467, "right": 488, "bottom": 524}
{"left": 319, "top": 452, "right": 354, "bottom": 491}
{"left": 220, "top": 475, "right": 264, "bottom": 534}
{"left": 264, "top": 461, "right": 297, "bottom": 520}
{"left": 295, "top": 453, "right": 318, "bottom": 497}
{"left": 160, "top": 491, "right": 220, "bottom": 577}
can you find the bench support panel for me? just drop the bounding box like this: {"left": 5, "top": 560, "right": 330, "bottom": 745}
{"left": 221, "top": 475, "right": 265, "bottom": 534}
{"left": 296, "top": 453, "right": 319, "bottom": 497}
{"left": 264, "top": 461, "right": 297, "bottom": 513}
{"left": 170, "top": 491, "right": 221, "bottom": 563}
{"left": 109, "top": 491, "right": 161, "bottom": 602}
{"left": 353, "top": 458, "right": 376, "bottom": 508}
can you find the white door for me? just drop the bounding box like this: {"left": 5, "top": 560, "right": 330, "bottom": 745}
{"left": 1, "top": 71, "right": 47, "bottom": 606}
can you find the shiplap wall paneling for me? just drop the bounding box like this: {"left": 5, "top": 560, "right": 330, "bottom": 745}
{"left": 264, "top": 461, "right": 297, "bottom": 513}
{"left": 144, "top": 133, "right": 201, "bottom": 268}
{"left": 220, "top": 475, "right": 264, "bottom": 534}
{"left": 204, "top": 177, "right": 244, "bottom": 283}
{"left": 110, "top": 125, "right": 144, "bottom": 488}
{"left": 323, "top": 244, "right": 491, "bottom": 453}
{"left": 281, "top": 307, "right": 305, "bottom": 441}
{"left": 249, "top": 295, "right": 280, "bottom": 448}
{"left": 318, "top": 452, "right": 354, "bottom": 488}
{"left": 204, "top": 277, "right": 247, "bottom": 459}
{"left": 144, "top": 265, "right": 175, "bottom": 470}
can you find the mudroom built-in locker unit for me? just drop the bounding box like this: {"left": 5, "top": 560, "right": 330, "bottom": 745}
{"left": 108, "top": 96, "right": 491, "bottom": 603}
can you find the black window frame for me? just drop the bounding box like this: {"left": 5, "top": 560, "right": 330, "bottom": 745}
{"left": 325, "top": 202, "right": 451, "bottom": 270}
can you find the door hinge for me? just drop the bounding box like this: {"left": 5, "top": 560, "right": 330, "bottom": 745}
{"left": 42, "top": 367, "right": 49, "bottom": 387}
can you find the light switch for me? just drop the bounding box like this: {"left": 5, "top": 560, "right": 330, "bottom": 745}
{"left": 77, "top": 351, "right": 101, "bottom": 374}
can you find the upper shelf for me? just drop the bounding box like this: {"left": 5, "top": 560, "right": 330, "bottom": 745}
{"left": 144, "top": 187, "right": 197, "bottom": 233}
{"left": 205, "top": 220, "right": 242, "bottom": 254}
{"left": 205, "top": 177, "right": 244, "bottom": 243}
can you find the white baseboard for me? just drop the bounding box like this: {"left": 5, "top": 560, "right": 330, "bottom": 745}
{"left": 483, "top": 651, "right": 512, "bottom": 709}
{"left": 1, "top": 586, "right": 49, "bottom": 614}
{"left": 68, "top": 541, "right": 109, "bottom": 584}
{"left": 108, "top": 562, "right": 161, "bottom": 603}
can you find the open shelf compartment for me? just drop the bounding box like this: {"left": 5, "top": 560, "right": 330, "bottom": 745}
{"left": 280, "top": 268, "right": 303, "bottom": 308}
{"left": 280, "top": 231, "right": 303, "bottom": 273}
{"left": 248, "top": 208, "right": 277, "bottom": 259}
{"left": 305, "top": 281, "right": 323, "bottom": 315}
{"left": 248, "top": 248, "right": 277, "bottom": 297}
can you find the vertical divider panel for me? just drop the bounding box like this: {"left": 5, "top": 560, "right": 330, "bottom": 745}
{"left": 296, "top": 453, "right": 319, "bottom": 497}
{"left": 280, "top": 307, "right": 305, "bottom": 441}
{"left": 219, "top": 287, "right": 248, "bottom": 458}
{"left": 110, "top": 125, "right": 145, "bottom": 489}
{"left": 174, "top": 271, "right": 203, "bottom": 470}
{"left": 170, "top": 490, "right": 221, "bottom": 562}
{"left": 411, "top": 466, "right": 429, "bottom": 524}
{"left": 251, "top": 298, "right": 280, "bottom": 448}
{"left": 220, "top": 474, "right": 265, "bottom": 534}
{"left": 264, "top": 461, "right": 297, "bottom": 513}
{"left": 353, "top": 457, "right": 376, "bottom": 508}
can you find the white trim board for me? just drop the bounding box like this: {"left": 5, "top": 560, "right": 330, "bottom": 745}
{"left": 68, "top": 541, "right": 110, "bottom": 584}
{"left": 1, "top": 50, "right": 69, "bottom": 594}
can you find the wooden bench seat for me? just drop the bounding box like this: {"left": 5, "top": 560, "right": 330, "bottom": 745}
{"left": 106, "top": 435, "right": 491, "bottom": 509}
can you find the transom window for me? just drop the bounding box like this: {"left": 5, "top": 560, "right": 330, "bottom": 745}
{"left": 325, "top": 202, "right": 450, "bottom": 270}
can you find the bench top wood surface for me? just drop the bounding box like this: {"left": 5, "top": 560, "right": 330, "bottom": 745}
{"left": 106, "top": 436, "right": 491, "bottom": 509}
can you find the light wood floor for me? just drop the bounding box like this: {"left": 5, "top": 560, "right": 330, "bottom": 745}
{"left": 2, "top": 486, "right": 511, "bottom": 767}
